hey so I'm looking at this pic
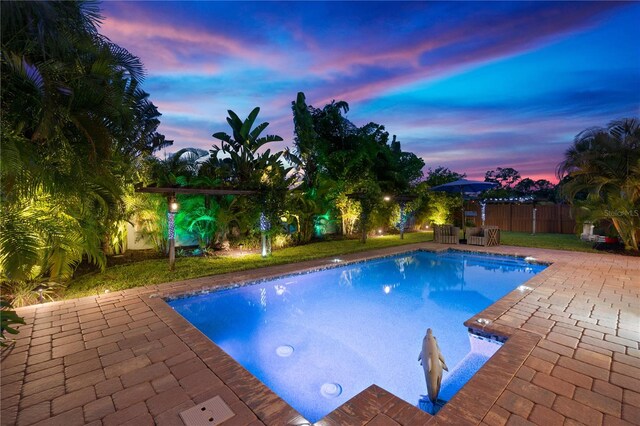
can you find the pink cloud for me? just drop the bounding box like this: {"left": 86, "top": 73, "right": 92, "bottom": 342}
{"left": 100, "top": 13, "right": 285, "bottom": 75}
{"left": 302, "top": 3, "right": 620, "bottom": 105}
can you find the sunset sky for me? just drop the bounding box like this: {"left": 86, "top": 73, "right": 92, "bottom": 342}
{"left": 101, "top": 1, "right": 640, "bottom": 182}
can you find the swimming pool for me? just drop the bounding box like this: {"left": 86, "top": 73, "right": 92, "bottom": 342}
{"left": 169, "top": 250, "right": 546, "bottom": 422}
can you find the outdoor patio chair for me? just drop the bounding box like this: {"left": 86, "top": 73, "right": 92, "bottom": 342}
{"left": 467, "top": 226, "right": 500, "bottom": 247}
{"left": 466, "top": 227, "right": 482, "bottom": 244}
{"left": 434, "top": 224, "right": 460, "bottom": 244}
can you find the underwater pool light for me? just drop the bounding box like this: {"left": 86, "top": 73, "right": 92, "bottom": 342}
{"left": 320, "top": 383, "right": 342, "bottom": 398}
{"left": 276, "top": 345, "right": 294, "bottom": 357}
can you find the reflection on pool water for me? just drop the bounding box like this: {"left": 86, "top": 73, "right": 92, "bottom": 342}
{"left": 169, "top": 250, "right": 546, "bottom": 422}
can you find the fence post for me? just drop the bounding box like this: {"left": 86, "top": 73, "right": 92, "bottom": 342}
{"left": 532, "top": 205, "right": 537, "bottom": 235}
{"left": 509, "top": 204, "right": 513, "bottom": 231}
{"left": 558, "top": 204, "right": 562, "bottom": 233}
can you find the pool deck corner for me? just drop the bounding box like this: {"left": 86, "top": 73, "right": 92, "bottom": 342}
{"left": 1, "top": 243, "right": 639, "bottom": 426}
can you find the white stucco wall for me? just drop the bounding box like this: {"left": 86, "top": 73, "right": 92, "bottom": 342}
{"left": 125, "top": 222, "right": 155, "bottom": 250}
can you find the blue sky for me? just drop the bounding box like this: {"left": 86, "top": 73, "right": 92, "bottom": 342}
{"left": 101, "top": 1, "right": 640, "bottom": 181}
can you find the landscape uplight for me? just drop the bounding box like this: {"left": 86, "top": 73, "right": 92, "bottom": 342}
{"left": 383, "top": 196, "right": 391, "bottom": 201}
{"left": 33, "top": 284, "right": 46, "bottom": 303}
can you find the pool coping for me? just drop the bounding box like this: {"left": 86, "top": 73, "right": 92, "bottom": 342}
{"left": 4, "top": 242, "right": 637, "bottom": 425}
{"left": 151, "top": 244, "right": 548, "bottom": 425}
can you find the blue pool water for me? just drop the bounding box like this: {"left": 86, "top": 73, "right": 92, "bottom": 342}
{"left": 169, "top": 250, "right": 546, "bottom": 422}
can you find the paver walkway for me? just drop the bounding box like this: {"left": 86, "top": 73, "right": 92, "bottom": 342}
{"left": 1, "top": 243, "right": 639, "bottom": 426}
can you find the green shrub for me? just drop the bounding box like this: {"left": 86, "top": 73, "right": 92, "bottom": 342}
{"left": 1, "top": 298, "right": 25, "bottom": 347}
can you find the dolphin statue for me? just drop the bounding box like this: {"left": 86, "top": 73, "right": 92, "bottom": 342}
{"left": 418, "top": 328, "right": 449, "bottom": 404}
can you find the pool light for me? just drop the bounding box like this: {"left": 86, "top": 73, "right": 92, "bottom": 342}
{"left": 383, "top": 285, "right": 391, "bottom": 294}
{"left": 276, "top": 345, "right": 294, "bottom": 357}
{"left": 320, "top": 383, "right": 342, "bottom": 398}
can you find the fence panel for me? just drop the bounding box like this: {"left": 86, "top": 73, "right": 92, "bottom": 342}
{"left": 464, "top": 203, "right": 575, "bottom": 234}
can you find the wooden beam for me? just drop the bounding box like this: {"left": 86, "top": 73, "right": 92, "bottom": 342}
{"left": 135, "top": 187, "right": 258, "bottom": 196}
{"left": 394, "top": 194, "right": 417, "bottom": 203}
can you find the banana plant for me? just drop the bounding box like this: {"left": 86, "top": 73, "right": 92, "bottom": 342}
{"left": 211, "top": 107, "right": 285, "bottom": 188}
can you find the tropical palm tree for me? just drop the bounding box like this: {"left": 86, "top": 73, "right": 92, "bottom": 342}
{"left": 0, "top": 189, "right": 107, "bottom": 282}
{"left": 291, "top": 92, "right": 321, "bottom": 191}
{"left": 1, "top": 1, "right": 169, "bottom": 300}
{"left": 557, "top": 118, "right": 640, "bottom": 251}
{"left": 285, "top": 190, "right": 318, "bottom": 242}
{"left": 147, "top": 148, "right": 209, "bottom": 187}
{"left": 211, "top": 108, "right": 293, "bottom": 254}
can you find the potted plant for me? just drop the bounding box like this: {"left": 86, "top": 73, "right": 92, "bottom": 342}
{"left": 605, "top": 225, "right": 619, "bottom": 244}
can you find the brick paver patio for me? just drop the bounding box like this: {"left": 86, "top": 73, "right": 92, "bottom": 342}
{"left": 1, "top": 243, "right": 639, "bottom": 425}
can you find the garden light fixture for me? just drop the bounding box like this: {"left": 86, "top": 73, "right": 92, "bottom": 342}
{"left": 33, "top": 284, "right": 46, "bottom": 303}
{"left": 169, "top": 195, "right": 179, "bottom": 213}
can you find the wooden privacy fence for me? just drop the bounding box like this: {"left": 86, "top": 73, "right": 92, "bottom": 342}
{"left": 465, "top": 203, "right": 576, "bottom": 234}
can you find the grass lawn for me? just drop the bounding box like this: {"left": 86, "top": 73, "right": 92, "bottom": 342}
{"left": 64, "top": 232, "right": 434, "bottom": 298}
{"left": 64, "top": 230, "right": 596, "bottom": 299}
{"left": 500, "top": 231, "right": 597, "bottom": 253}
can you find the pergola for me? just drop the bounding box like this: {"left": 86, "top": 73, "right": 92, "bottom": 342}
{"left": 135, "top": 186, "right": 259, "bottom": 270}
{"left": 479, "top": 195, "right": 537, "bottom": 234}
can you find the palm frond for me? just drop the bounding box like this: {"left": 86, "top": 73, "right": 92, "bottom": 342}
{"left": 106, "top": 42, "right": 145, "bottom": 81}
{"left": 0, "top": 204, "right": 42, "bottom": 281}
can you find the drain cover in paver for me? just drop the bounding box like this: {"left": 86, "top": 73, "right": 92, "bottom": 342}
{"left": 179, "top": 396, "right": 235, "bottom": 425}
